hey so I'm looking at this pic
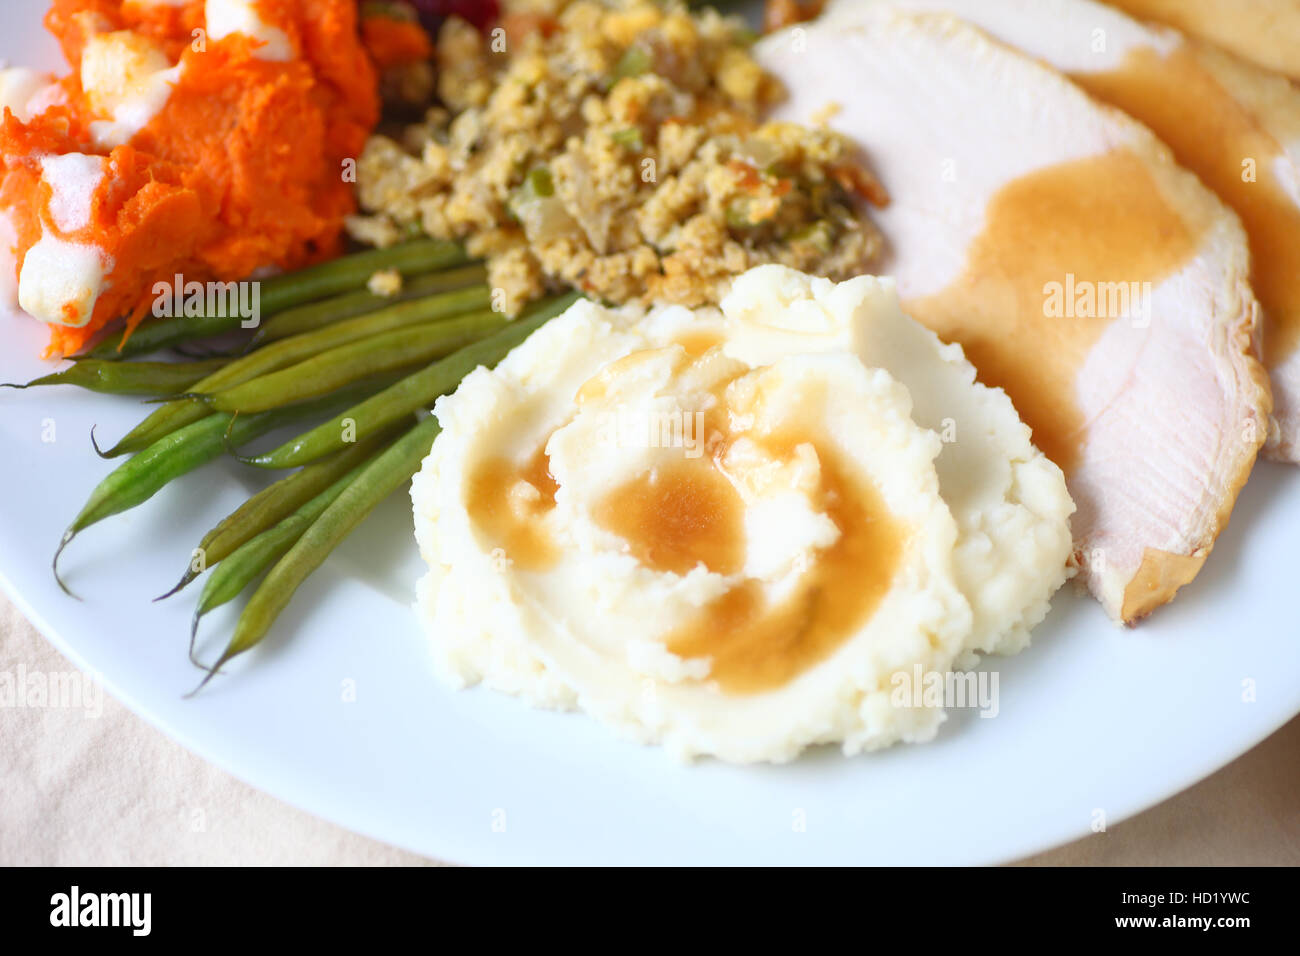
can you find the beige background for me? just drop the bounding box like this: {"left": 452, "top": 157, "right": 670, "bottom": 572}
{"left": 2, "top": 590, "right": 1296, "bottom": 866}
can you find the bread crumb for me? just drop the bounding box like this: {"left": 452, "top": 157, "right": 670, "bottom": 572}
{"left": 810, "top": 101, "right": 842, "bottom": 127}
{"left": 367, "top": 268, "right": 403, "bottom": 296}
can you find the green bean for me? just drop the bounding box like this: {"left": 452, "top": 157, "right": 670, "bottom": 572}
{"left": 99, "top": 283, "right": 490, "bottom": 457}
{"left": 247, "top": 263, "right": 487, "bottom": 347}
{"left": 156, "top": 425, "right": 405, "bottom": 601}
{"left": 172, "top": 342, "right": 242, "bottom": 360}
{"left": 1, "top": 357, "right": 229, "bottom": 397}
{"left": 83, "top": 240, "right": 467, "bottom": 359}
{"left": 204, "top": 309, "right": 507, "bottom": 414}
{"left": 188, "top": 457, "right": 373, "bottom": 661}
{"left": 53, "top": 378, "right": 395, "bottom": 597}
{"left": 190, "top": 415, "right": 443, "bottom": 692}
{"left": 233, "top": 291, "right": 581, "bottom": 469}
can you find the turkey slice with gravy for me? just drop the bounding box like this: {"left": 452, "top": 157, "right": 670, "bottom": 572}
{"left": 756, "top": 10, "right": 1271, "bottom": 622}
{"left": 824, "top": 0, "right": 1300, "bottom": 459}
{"left": 1104, "top": 0, "right": 1300, "bottom": 82}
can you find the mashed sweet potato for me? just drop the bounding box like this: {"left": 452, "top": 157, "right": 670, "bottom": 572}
{"left": 0, "top": 0, "right": 381, "bottom": 356}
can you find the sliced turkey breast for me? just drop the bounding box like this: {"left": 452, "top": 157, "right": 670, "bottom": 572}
{"left": 1184, "top": 44, "right": 1300, "bottom": 460}
{"left": 756, "top": 10, "right": 1271, "bottom": 622}
{"left": 825, "top": 0, "right": 1300, "bottom": 459}
{"left": 1104, "top": 0, "right": 1300, "bottom": 82}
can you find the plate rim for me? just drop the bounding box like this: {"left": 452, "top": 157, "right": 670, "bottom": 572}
{"left": 3, "top": 0, "right": 1299, "bottom": 867}
{"left": 5, "top": 559, "right": 1298, "bottom": 866}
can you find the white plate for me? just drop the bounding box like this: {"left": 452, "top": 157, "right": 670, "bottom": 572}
{"left": 3, "top": 5, "right": 1298, "bottom": 866}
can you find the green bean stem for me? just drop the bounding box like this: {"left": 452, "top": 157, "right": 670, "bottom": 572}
{"left": 233, "top": 291, "right": 581, "bottom": 469}
{"left": 83, "top": 240, "right": 467, "bottom": 359}
{"left": 1, "top": 357, "right": 229, "bottom": 397}
{"left": 156, "top": 424, "right": 406, "bottom": 601}
{"left": 204, "top": 309, "right": 507, "bottom": 414}
{"left": 191, "top": 415, "right": 443, "bottom": 692}
{"left": 53, "top": 378, "right": 396, "bottom": 596}
{"left": 189, "top": 457, "right": 375, "bottom": 660}
{"left": 100, "top": 283, "right": 490, "bottom": 457}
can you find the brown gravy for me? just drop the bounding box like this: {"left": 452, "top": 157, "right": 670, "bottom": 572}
{"left": 466, "top": 445, "right": 560, "bottom": 571}
{"left": 1072, "top": 45, "right": 1300, "bottom": 366}
{"left": 661, "top": 437, "right": 907, "bottom": 695}
{"left": 674, "top": 330, "right": 725, "bottom": 357}
{"left": 908, "top": 149, "right": 1200, "bottom": 472}
{"left": 594, "top": 457, "right": 746, "bottom": 577}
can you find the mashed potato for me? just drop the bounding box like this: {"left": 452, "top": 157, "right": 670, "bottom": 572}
{"left": 412, "top": 267, "right": 1074, "bottom": 762}
{"left": 721, "top": 268, "right": 1076, "bottom": 657}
